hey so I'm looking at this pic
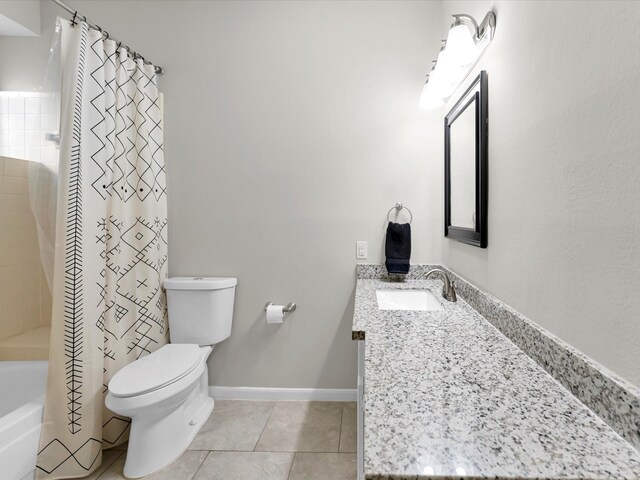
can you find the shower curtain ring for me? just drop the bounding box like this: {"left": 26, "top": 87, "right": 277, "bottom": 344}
{"left": 70, "top": 11, "right": 77, "bottom": 27}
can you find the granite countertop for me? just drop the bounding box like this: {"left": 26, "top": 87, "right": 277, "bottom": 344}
{"left": 353, "top": 278, "right": 640, "bottom": 480}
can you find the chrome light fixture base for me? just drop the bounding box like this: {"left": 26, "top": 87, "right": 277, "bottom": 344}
{"left": 452, "top": 11, "right": 496, "bottom": 42}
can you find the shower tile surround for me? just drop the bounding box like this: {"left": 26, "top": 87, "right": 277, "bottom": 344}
{"left": 354, "top": 264, "right": 640, "bottom": 479}
{"left": 0, "top": 92, "right": 57, "bottom": 358}
{"left": 0, "top": 155, "right": 52, "bottom": 352}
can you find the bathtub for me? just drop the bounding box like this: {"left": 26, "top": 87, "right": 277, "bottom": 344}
{"left": 0, "top": 361, "right": 48, "bottom": 480}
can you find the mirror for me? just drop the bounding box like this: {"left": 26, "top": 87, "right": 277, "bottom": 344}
{"left": 444, "top": 70, "right": 488, "bottom": 248}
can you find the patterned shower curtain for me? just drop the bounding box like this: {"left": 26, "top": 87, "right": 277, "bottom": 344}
{"left": 36, "top": 19, "right": 168, "bottom": 479}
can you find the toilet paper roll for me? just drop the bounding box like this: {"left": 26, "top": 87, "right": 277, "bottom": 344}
{"left": 266, "top": 304, "right": 285, "bottom": 324}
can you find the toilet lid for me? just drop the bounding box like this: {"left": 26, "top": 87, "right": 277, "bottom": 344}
{"left": 109, "top": 344, "right": 202, "bottom": 398}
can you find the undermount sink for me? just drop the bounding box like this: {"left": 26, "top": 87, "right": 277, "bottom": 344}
{"left": 376, "top": 290, "right": 443, "bottom": 311}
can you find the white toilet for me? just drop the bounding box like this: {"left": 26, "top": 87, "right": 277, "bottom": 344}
{"left": 106, "top": 277, "right": 237, "bottom": 478}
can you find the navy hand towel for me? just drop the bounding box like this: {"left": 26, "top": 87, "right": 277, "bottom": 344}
{"left": 385, "top": 222, "right": 411, "bottom": 275}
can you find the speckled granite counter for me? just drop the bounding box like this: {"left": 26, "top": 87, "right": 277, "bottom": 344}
{"left": 354, "top": 278, "right": 640, "bottom": 480}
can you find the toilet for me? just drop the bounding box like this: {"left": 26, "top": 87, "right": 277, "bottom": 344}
{"left": 105, "top": 276, "right": 237, "bottom": 478}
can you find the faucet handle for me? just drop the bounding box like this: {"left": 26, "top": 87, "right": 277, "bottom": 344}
{"left": 425, "top": 268, "right": 457, "bottom": 302}
{"left": 444, "top": 280, "right": 457, "bottom": 302}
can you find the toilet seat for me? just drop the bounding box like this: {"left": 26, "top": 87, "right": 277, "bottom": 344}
{"left": 109, "top": 344, "right": 202, "bottom": 398}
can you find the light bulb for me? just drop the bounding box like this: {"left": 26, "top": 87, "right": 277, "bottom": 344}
{"left": 445, "top": 23, "right": 478, "bottom": 69}
{"left": 435, "top": 48, "right": 462, "bottom": 99}
{"left": 419, "top": 72, "right": 444, "bottom": 110}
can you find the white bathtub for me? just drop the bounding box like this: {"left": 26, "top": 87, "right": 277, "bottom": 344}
{"left": 0, "top": 361, "right": 48, "bottom": 480}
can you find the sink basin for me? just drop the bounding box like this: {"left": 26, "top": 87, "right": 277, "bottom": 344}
{"left": 376, "top": 290, "right": 443, "bottom": 311}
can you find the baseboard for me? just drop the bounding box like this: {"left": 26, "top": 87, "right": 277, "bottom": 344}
{"left": 209, "top": 386, "right": 357, "bottom": 402}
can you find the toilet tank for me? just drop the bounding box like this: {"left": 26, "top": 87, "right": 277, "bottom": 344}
{"left": 164, "top": 277, "right": 237, "bottom": 346}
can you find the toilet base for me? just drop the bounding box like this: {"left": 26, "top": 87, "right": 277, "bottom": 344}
{"left": 122, "top": 391, "right": 213, "bottom": 478}
{"left": 112, "top": 350, "right": 214, "bottom": 479}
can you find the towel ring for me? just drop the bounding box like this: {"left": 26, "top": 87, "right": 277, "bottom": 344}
{"left": 387, "top": 203, "right": 412, "bottom": 224}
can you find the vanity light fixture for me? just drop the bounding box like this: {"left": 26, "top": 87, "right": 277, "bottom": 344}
{"left": 419, "top": 11, "right": 496, "bottom": 110}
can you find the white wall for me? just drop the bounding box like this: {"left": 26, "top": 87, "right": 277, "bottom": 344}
{"left": 0, "top": 0, "right": 444, "bottom": 389}
{"left": 0, "top": 0, "right": 40, "bottom": 36}
{"left": 0, "top": 1, "right": 52, "bottom": 91}
{"left": 440, "top": 0, "right": 640, "bottom": 388}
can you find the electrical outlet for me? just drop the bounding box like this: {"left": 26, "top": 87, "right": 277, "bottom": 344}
{"left": 356, "top": 241, "right": 368, "bottom": 259}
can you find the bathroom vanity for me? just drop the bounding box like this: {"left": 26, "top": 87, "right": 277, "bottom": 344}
{"left": 352, "top": 266, "right": 640, "bottom": 480}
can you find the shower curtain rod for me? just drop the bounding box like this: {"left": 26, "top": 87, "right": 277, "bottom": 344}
{"left": 51, "top": 0, "right": 164, "bottom": 75}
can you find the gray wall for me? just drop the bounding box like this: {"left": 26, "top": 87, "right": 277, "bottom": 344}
{"left": 163, "top": 0, "right": 443, "bottom": 389}
{"left": 0, "top": 0, "right": 443, "bottom": 389}
{"left": 440, "top": 0, "right": 640, "bottom": 388}
{"left": 0, "top": 0, "right": 50, "bottom": 90}
{"left": 0, "top": 0, "right": 40, "bottom": 36}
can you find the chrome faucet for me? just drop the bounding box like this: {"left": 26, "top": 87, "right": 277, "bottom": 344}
{"left": 425, "top": 268, "right": 457, "bottom": 302}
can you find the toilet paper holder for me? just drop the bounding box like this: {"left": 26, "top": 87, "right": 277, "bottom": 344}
{"left": 264, "top": 302, "right": 297, "bottom": 313}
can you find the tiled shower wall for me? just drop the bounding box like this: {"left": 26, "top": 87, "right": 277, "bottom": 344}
{"left": 0, "top": 91, "right": 58, "bottom": 162}
{"left": 0, "top": 91, "right": 57, "bottom": 342}
{"left": 0, "top": 155, "right": 52, "bottom": 341}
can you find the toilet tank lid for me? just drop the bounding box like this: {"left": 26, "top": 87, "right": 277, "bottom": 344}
{"left": 164, "top": 277, "right": 237, "bottom": 290}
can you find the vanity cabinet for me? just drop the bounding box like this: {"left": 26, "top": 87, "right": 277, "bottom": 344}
{"left": 357, "top": 340, "right": 364, "bottom": 480}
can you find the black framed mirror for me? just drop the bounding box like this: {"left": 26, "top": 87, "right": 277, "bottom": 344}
{"left": 444, "top": 70, "right": 488, "bottom": 248}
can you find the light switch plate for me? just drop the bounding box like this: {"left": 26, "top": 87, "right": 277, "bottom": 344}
{"left": 356, "top": 241, "right": 368, "bottom": 259}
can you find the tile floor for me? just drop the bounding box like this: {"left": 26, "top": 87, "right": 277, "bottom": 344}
{"left": 85, "top": 400, "right": 356, "bottom": 480}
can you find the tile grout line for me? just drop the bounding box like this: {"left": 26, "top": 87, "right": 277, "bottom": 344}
{"left": 286, "top": 452, "right": 297, "bottom": 480}
{"left": 253, "top": 401, "right": 277, "bottom": 451}
{"left": 189, "top": 448, "right": 354, "bottom": 454}
{"left": 337, "top": 404, "right": 345, "bottom": 453}
{"left": 189, "top": 450, "right": 212, "bottom": 480}
{"left": 95, "top": 450, "right": 124, "bottom": 479}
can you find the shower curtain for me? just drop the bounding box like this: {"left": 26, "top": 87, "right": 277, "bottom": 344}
{"left": 37, "top": 19, "right": 169, "bottom": 479}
